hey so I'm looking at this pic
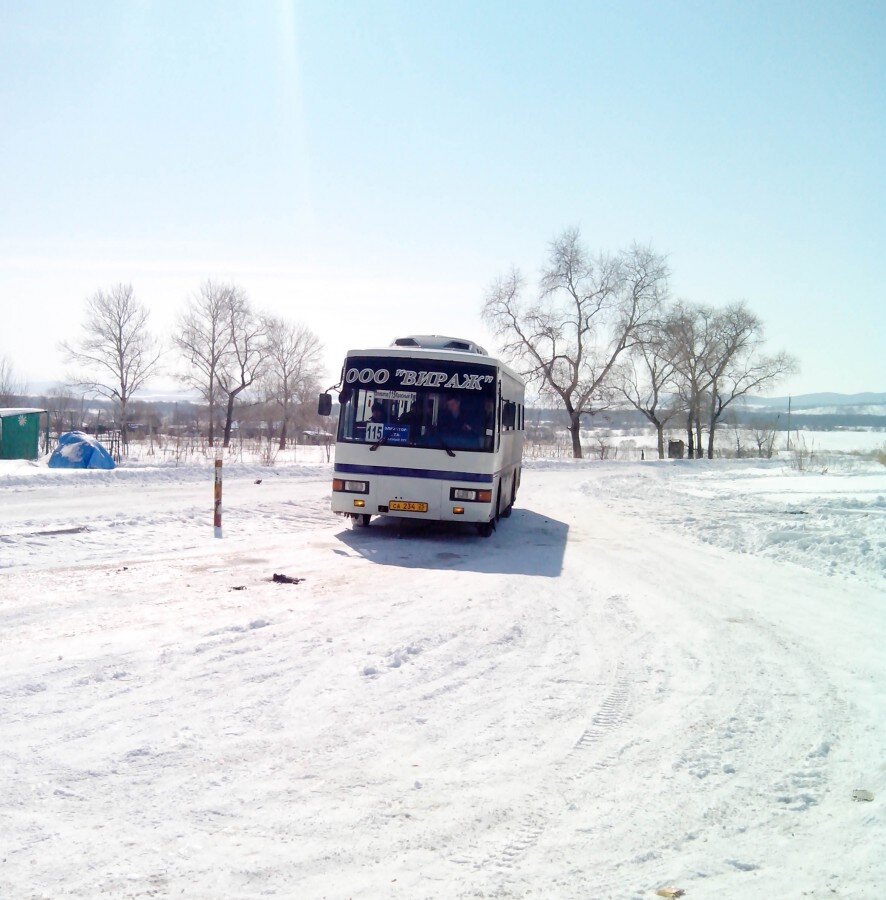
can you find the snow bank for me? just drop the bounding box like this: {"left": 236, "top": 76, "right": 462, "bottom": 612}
{"left": 0, "top": 457, "right": 331, "bottom": 490}
{"left": 583, "top": 458, "right": 886, "bottom": 588}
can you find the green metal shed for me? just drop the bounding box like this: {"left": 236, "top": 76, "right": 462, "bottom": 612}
{"left": 0, "top": 408, "right": 46, "bottom": 460}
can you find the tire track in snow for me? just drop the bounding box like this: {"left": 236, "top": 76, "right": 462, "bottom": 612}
{"left": 573, "top": 661, "right": 630, "bottom": 750}
{"left": 670, "top": 616, "right": 849, "bottom": 825}
{"left": 582, "top": 604, "right": 856, "bottom": 893}
{"left": 466, "top": 594, "right": 653, "bottom": 878}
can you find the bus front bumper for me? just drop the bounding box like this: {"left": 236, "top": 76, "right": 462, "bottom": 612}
{"left": 331, "top": 474, "right": 495, "bottom": 523}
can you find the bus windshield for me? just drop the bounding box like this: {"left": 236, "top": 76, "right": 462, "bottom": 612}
{"left": 337, "top": 357, "right": 497, "bottom": 452}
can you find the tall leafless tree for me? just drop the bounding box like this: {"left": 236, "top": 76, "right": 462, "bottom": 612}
{"left": 664, "top": 303, "right": 719, "bottom": 458}
{"left": 619, "top": 325, "right": 681, "bottom": 459}
{"left": 700, "top": 301, "right": 797, "bottom": 457}
{"left": 262, "top": 317, "right": 324, "bottom": 449}
{"left": 215, "top": 287, "right": 270, "bottom": 447}
{"left": 483, "top": 228, "right": 668, "bottom": 458}
{"left": 174, "top": 280, "right": 234, "bottom": 447}
{"left": 60, "top": 284, "right": 161, "bottom": 443}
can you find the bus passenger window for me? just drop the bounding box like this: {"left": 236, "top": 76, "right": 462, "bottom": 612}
{"left": 502, "top": 400, "right": 516, "bottom": 430}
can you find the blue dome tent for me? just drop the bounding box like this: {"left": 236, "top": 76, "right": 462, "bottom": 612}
{"left": 48, "top": 431, "right": 116, "bottom": 470}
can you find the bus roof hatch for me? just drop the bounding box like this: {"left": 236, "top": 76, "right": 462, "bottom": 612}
{"left": 391, "top": 335, "right": 488, "bottom": 355}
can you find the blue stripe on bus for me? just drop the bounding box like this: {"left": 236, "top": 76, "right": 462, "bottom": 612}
{"left": 334, "top": 462, "right": 495, "bottom": 484}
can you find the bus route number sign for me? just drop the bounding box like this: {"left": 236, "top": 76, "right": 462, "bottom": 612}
{"left": 364, "top": 423, "right": 409, "bottom": 445}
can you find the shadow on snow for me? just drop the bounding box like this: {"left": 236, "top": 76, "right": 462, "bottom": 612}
{"left": 334, "top": 507, "right": 568, "bottom": 577}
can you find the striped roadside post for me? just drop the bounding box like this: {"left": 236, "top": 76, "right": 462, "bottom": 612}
{"left": 214, "top": 454, "right": 223, "bottom": 538}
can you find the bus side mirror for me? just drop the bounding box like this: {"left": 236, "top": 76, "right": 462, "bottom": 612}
{"left": 317, "top": 393, "right": 332, "bottom": 416}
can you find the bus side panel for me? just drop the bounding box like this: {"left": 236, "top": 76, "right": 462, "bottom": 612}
{"left": 495, "top": 432, "right": 523, "bottom": 512}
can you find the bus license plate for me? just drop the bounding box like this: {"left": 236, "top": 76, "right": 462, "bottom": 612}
{"left": 389, "top": 500, "right": 428, "bottom": 512}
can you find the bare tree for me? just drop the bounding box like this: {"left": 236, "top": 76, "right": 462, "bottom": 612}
{"left": 0, "top": 355, "right": 26, "bottom": 405}
{"left": 483, "top": 228, "right": 668, "bottom": 458}
{"left": 619, "top": 324, "right": 681, "bottom": 459}
{"left": 174, "top": 280, "right": 233, "bottom": 447}
{"left": 262, "top": 317, "right": 324, "bottom": 449}
{"left": 749, "top": 415, "right": 779, "bottom": 458}
{"left": 664, "top": 302, "right": 718, "bottom": 458}
{"left": 60, "top": 284, "right": 161, "bottom": 443}
{"left": 724, "top": 408, "right": 746, "bottom": 458}
{"left": 215, "top": 287, "right": 270, "bottom": 447}
{"left": 593, "top": 434, "right": 613, "bottom": 459}
{"left": 700, "top": 302, "right": 797, "bottom": 458}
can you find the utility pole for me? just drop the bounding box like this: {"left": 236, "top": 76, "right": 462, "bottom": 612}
{"left": 786, "top": 396, "right": 792, "bottom": 451}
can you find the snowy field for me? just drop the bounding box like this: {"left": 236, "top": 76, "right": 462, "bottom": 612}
{"left": 1, "top": 451, "right": 884, "bottom": 898}
{"left": 785, "top": 430, "right": 885, "bottom": 453}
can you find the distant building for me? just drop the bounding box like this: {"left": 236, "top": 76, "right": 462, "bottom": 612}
{"left": 302, "top": 429, "right": 334, "bottom": 444}
{"left": 0, "top": 408, "right": 46, "bottom": 460}
{"left": 668, "top": 439, "right": 685, "bottom": 459}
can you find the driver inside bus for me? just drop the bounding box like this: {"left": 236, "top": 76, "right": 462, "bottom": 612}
{"left": 438, "top": 397, "right": 475, "bottom": 435}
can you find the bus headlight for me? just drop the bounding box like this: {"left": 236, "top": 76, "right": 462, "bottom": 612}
{"left": 450, "top": 488, "right": 493, "bottom": 502}
{"left": 333, "top": 479, "right": 369, "bottom": 494}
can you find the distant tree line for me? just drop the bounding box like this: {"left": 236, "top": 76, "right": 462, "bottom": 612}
{"left": 172, "top": 280, "right": 323, "bottom": 448}
{"left": 522, "top": 405, "right": 886, "bottom": 436}
{"left": 24, "top": 392, "right": 330, "bottom": 447}
{"left": 0, "top": 279, "right": 325, "bottom": 453}
{"left": 484, "top": 227, "right": 798, "bottom": 458}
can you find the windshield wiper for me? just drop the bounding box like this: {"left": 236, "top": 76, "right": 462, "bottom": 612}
{"left": 439, "top": 439, "right": 456, "bottom": 458}
{"left": 371, "top": 432, "right": 455, "bottom": 457}
{"left": 369, "top": 433, "right": 390, "bottom": 452}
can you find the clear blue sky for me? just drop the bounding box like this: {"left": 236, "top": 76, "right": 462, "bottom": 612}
{"left": 1, "top": 0, "right": 883, "bottom": 394}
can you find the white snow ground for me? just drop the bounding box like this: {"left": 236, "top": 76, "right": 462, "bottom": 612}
{"left": 1, "top": 454, "right": 884, "bottom": 898}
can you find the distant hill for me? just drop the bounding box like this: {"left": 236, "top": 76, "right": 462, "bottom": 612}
{"left": 745, "top": 392, "right": 886, "bottom": 415}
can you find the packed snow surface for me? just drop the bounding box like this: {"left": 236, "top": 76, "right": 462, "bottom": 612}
{"left": 1, "top": 454, "right": 884, "bottom": 898}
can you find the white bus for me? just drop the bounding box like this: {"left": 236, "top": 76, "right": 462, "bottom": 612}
{"left": 319, "top": 335, "right": 525, "bottom": 536}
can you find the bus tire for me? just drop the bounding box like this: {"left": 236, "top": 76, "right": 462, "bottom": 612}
{"left": 477, "top": 520, "right": 494, "bottom": 537}
{"left": 354, "top": 513, "right": 371, "bottom": 527}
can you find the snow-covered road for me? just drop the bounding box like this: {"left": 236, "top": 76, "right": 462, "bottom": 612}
{"left": 1, "top": 459, "right": 883, "bottom": 898}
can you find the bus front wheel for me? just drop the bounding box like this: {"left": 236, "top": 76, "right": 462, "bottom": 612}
{"left": 501, "top": 477, "right": 515, "bottom": 518}
{"left": 478, "top": 485, "right": 502, "bottom": 536}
